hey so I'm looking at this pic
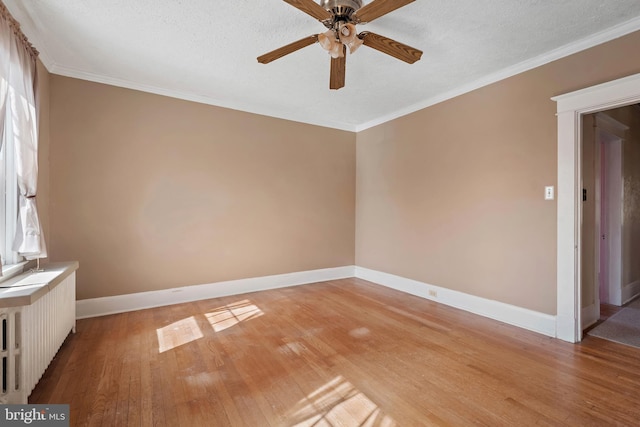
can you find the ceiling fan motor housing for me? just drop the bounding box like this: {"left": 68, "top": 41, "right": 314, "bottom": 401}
{"left": 320, "top": 0, "right": 363, "bottom": 21}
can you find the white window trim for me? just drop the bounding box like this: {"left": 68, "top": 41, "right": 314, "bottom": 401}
{"left": 0, "top": 260, "right": 28, "bottom": 281}
{"left": 0, "top": 94, "right": 24, "bottom": 279}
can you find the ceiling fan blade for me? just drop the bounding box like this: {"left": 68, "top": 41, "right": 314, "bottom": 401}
{"left": 257, "top": 35, "right": 319, "bottom": 64}
{"left": 283, "top": 0, "right": 332, "bottom": 21}
{"left": 360, "top": 31, "right": 422, "bottom": 64}
{"left": 330, "top": 45, "right": 347, "bottom": 90}
{"left": 353, "top": 0, "right": 415, "bottom": 23}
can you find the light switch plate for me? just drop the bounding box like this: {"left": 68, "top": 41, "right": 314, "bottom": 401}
{"left": 545, "top": 186, "right": 554, "bottom": 200}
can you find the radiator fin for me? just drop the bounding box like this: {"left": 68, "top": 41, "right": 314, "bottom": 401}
{"left": 0, "top": 272, "right": 76, "bottom": 403}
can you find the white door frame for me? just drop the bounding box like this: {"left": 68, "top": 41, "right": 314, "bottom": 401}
{"left": 553, "top": 73, "right": 640, "bottom": 343}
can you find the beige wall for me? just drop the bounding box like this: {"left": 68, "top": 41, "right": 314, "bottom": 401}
{"left": 49, "top": 77, "right": 355, "bottom": 300}
{"left": 44, "top": 29, "right": 640, "bottom": 312}
{"left": 36, "top": 59, "right": 51, "bottom": 252}
{"left": 356, "top": 30, "right": 640, "bottom": 315}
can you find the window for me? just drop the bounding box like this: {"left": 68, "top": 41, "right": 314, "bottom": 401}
{"left": 0, "top": 85, "right": 22, "bottom": 271}
{"left": 0, "top": 8, "right": 45, "bottom": 277}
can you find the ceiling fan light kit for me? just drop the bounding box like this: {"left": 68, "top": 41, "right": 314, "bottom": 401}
{"left": 257, "top": 0, "right": 423, "bottom": 90}
{"left": 338, "top": 23, "right": 363, "bottom": 53}
{"left": 318, "top": 30, "right": 344, "bottom": 58}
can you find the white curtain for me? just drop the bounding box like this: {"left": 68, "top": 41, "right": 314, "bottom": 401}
{"left": 0, "top": 6, "right": 46, "bottom": 260}
{"left": 0, "top": 10, "right": 11, "bottom": 152}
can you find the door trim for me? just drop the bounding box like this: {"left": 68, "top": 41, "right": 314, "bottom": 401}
{"left": 552, "top": 72, "right": 640, "bottom": 343}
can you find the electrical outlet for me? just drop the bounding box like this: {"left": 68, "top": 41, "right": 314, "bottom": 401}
{"left": 428, "top": 289, "right": 437, "bottom": 298}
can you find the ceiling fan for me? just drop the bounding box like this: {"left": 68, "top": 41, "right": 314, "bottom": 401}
{"left": 257, "top": 0, "right": 423, "bottom": 90}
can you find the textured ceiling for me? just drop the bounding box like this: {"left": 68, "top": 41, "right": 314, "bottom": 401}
{"left": 5, "top": 0, "right": 640, "bottom": 131}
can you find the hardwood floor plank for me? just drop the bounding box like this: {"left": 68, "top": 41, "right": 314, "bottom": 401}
{"left": 66, "top": 318, "right": 104, "bottom": 426}
{"left": 193, "top": 336, "right": 242, "bottom": 425}
{"left": 95, "top": 311, "right": 127, "bottom": 426}
{"left": 29, "top": 278, "right": 640, "bottom": 426}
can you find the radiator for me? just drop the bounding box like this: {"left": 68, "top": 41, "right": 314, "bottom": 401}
{"left": 0, "top": 272, "right": 76, "bottom": 404}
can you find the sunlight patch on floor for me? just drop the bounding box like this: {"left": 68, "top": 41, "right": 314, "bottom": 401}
{"left": 278, "top": 341, "right": 308, "bottom": 356}
{"left": 205, "top": 299, "right": 264, "bottom": 332}
{"left": 287, "top": 375, "right": 396, "bottom": 427}
{"left": 349, "top": 327, "right": 370, "bottom": 338}
{"left": 156, "top": 316, "right": 204, "bottom": 353}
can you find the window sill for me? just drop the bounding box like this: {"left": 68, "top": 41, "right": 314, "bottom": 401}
{"left": 0, "top": 261, "right": 78, "bottom": 308}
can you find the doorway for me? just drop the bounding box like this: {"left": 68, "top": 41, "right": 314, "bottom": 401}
{"left": 581, "top": 112, "right": 627, "bottom": 329}
{"left": 554, "top": 72, "right": 640, "bottom": 343}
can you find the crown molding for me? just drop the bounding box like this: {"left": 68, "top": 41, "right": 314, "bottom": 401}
{"left": 49, "top": 64, "right": 358, "bottom": 132}
{"left": 355, "top": 15, "right": 640, "bottom": 132}
{"left": 9, "top": 0, "right": 640, "bottom": 133}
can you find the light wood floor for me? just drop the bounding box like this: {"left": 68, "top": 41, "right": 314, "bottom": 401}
{"left": 30, "top": 278, "right": 640, "bottom": 426}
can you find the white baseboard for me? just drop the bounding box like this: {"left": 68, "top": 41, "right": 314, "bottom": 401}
{"left": 355, "top": 266, "right": 557, "bottom": 338}
{"left": 581, "top": 303, "right": 599, "bottom": 330}
{"left": 622, "top": 279, "right": 640, "bottom": 305}
{"left": 77, "top": 264, "right": 559, "bottom": 338}
{"left": 76, "top": 265, "right": 355, "bottom": 319}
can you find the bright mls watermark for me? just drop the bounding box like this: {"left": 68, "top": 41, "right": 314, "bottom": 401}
{"left": 0, "top": 405, "right": 69, "bottom": 426}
